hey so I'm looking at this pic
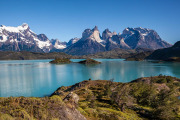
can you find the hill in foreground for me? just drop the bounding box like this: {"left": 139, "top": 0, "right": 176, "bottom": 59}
{"left": 0, "top": 76, "right": 180, "bottom": 120}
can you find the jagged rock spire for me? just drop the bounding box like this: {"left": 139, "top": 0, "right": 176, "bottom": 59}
{"left": 93, "top": 26, "right": 98, "bottom": 31}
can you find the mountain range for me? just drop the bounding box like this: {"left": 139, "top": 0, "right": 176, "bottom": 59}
{"left": 0, "top": 23, "right": 172, "bottom": 55}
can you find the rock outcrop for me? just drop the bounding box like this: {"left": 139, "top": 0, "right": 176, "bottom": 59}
{"left": 78, "top": 58, "right": 101, "bottom": 64}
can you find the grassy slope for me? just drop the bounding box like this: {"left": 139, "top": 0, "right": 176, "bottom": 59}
{"left": 0, "top": 96, "right": 85, "bottom": 120}
{"left": 53, "top": 76, "right": 180, "bottom": 120}
{"left": 0, "top": 76, "right": 180, "bottom": 120}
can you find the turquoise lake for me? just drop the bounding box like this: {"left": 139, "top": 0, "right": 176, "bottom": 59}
{"left": 0, "top": 59, "right": 180, "bottom": 97}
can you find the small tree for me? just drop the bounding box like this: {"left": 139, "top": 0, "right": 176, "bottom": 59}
{"left": 104, "top": 84, "right": 112, "bottom": 98}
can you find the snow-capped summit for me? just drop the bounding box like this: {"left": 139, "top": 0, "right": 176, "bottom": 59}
{"left": 0, "top": 24, "right": 54, "bottom": 52}
{"left": 0, "top": 23, "right": 30, "bottom": 33}
{"left": 21, "top": 23, "right": 29, "bottom": 30}
{"left": 21, "top": 23, "right": 29, "bottom": 27}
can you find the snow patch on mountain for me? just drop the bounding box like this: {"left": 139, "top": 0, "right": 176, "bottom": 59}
{"left": 51, "top": 39, "right": 67, "bottom": 49}
{"left": 71, "top": 38, "right": 79, "bottom": 44}
{"left": 0, "top": 23, "right": 29, "bottom": 33}
{"left": 55, "top": 44, "right": 66, "bottom": 49}
{"left": 34, "top": 38, "right": 51, "bottom": 49}
{"left": 67, "top": 38, "right": 80, "bottom": 46}
{"left": 0, "top": 35, "right": 8, "bottom": 42}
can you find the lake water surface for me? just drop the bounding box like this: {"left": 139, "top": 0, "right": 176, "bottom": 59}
{"left": 0, "top": 59, "right": 180, "bottom": 97}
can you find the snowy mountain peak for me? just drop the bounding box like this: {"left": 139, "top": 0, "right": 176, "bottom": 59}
{"left": 0, "top": 23, "right": 30, "bottom": 33}
{"left": 21, "top": 23, "right": 29, "bottom": 28}
{"left": 0, "top": 23, "right": 54, "bottom": 52}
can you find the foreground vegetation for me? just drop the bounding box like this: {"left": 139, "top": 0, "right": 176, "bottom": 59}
{"left": 1, "top": 76, "right": 180, "bottom": 120}
{"left": 0, "top": 95, "right": 86, "bottom": 120}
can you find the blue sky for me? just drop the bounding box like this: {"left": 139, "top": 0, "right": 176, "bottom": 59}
{"left": 0, "top": 0, "right": 180, "bottom": 44}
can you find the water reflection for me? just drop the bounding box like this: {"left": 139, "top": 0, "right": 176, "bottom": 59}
{"left": 0, "top": 59, "right": 180, "bottom": 97}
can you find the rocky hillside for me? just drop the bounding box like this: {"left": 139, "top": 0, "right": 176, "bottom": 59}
{"left": 146, "top": 41, "right": 180, "bottom": 60}
{"left": 81, "top": 48, "right": 153, "bottom": 59}
{"left": 52, "top": 76, "right": 180, "bottom": 120}
{"left": 0, "top": 51, "right": 76, "bottom": 60}
{"left": 0, "top": 48, "right": 153, "bottom": 60}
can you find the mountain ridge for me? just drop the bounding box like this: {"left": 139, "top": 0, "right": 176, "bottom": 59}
{"left": 0, "top": 24, "right": 172, "bottom": 55}
{"left": 146, "top": 41, "right": 180, "bottom": 60}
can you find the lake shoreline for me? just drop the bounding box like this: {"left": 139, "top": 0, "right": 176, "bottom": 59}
{"left": 0, "top": 75, "right": 180, "bottom": 120}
